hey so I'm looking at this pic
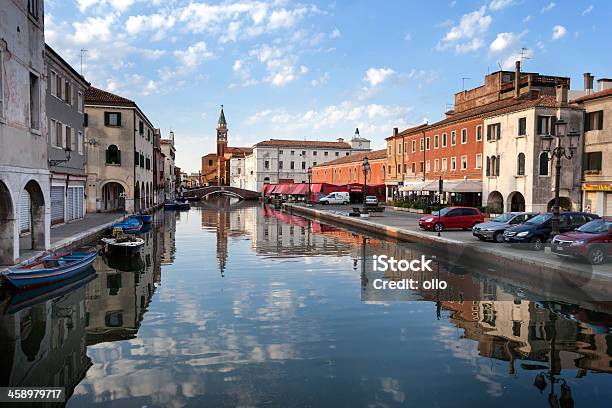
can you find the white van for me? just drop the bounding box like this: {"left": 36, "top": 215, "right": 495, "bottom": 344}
{"left": 318, "top": 192, "right": 350, "bottom": 205}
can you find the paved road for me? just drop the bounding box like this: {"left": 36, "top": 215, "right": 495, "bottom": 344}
{"left": 306, "top": 203, "right": 612, "bottom": 275}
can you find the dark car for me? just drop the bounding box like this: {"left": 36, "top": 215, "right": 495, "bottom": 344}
{"left": 551, "top": 217, "right": 612, "bottom": 264}
{"left": 419, "top": 207, "right": 484, "bottom": 232}
{"left": 503, "top": 212, "right": 599, "bottom": 250}
{"left": 472, "top": 212, "right": 537, "bottom": 243}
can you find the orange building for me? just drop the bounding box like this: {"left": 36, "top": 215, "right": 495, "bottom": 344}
{"left": 311, "top": 149, "right": 387, "bottom": 200}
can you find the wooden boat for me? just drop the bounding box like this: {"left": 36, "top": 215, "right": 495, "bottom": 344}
{"left": 111, "top": 217, "right": 143, "bottom": 233}
{"left": 101, "top": 235, "right": 144, "bottom": 256}
{"left": 1, "top": 251, "right": 98, "bottom": 289}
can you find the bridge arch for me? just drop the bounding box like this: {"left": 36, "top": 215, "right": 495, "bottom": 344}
{"left": 202, "top": 190, "right": 247, "bottom": 200}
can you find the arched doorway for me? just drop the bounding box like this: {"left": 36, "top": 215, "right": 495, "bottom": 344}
{"left": 21, "top": 180, "right": 46, "bottom": 250}
{"left": 0, "top": 180, "right": 15, "bottom": 264}
{"left": 134, "top": 183, "right": 141, "bottom": 212}
{"left": 102, "top": 182, "right": 125, "bottom": 212}
{"left": 547, "top": 197, "right": 572, "bottom": 211}
{"left": 508, "top": 191, "right": 526, "bottom": 212}
{"left": 487, "top": 191, "right": 503, "bottom": 212}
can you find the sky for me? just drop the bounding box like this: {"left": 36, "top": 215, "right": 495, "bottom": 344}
{"left": 45, "top": 0, "right": 612, "bottom": 173}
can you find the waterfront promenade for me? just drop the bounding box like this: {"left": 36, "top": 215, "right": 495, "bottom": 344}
{"left": 284, "top": 203, "right": 612, "bottom": 300}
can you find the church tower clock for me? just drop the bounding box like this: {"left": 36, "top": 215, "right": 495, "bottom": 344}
{"left": 216, "top": 105, "right": 228, "bottom": 185}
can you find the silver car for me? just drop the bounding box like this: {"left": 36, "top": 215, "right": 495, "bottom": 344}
{"left": 472, "top": 212, "right": 537, "bottom": 243}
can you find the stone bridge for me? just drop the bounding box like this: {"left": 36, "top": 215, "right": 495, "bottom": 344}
{"left": 183, "top": 186, "right": 260, "bottom": 201}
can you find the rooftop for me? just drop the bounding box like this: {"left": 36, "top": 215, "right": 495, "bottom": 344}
{"left": 312, "top": 149, "right": 386, "bottom": 167}
{"left": 571, "top": 88, "right": 612, "bottom": 103}
{"left": 84, "top": 86, "right": 136, "bottom": 106}
{"left": 254, "top": 139, "right": 352, "bottom": 149}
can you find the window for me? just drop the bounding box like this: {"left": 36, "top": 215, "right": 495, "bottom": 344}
{"left": 461, "top": 155, "right": 467, "bottom": 170}
{"left": 434, "top": 159, "right": 439, "bottom": 172}
{"left": 476, "top": 125, "right": 482, "bottom": 141}
{"left": 49, "top": 70, "right": 57, "bottom": 97}
{"left": 538, "top": 152, "right": 549, "bottom": 175}
{"left": 279, "top": 150, "right": 283, "bottom": 155}
{"left": 461, "top": 128, "right": 467, "bottom": 144}
{"left": 77, "top": 91, "right": 84, "bottom": 113}
{"left": 518, "top": 117, "right": 527, "bottom": 136}
{"left": 412, "top": 140, "right": 416, "bottom": 152}
{"left": 104, "top": 112, "right": 122, "bottom": 127}
{"left": 28, "top": 0, "right": 40, "bottom": 19}
{"left": 56, "top": 121, "right": 63, "bottom": 147}
{"left": 313, "top": 151, "right": 317, "bottom": 156}
{"left": 324, "top": 151, "right": 329, "bottom": 156}
{"left": 147, "top": 129, "right": 151, "bottom": 141}
{"left": 382, "top": 166, "right": 386, "bottom": 179}
{"left": 398, "top": 143, "right": 402, "bottom": 155}
{"left": 313, "top": 161, "right": 317, "bottom": 166}
{"left": 335, "top": 152, "right": 339, "bottom": 157}
{"left": 139, "top": 121, "right": 144, "bottom": 135}
{"left": 486, "top": 156, "right": 491, "bottom": 176}
{"left": 301, "top": 162, "right": 306, "bottom": 170}
{"left": 208, "top": 159, "right": 213, "bottom": 166}
{"left": 279, "top": 161, "right": 283, "bottom": 170}
{"left": 426, "top": 137, "right": 430, "bottom": 150}
{"left": 106, "top": 145, "right": 121, "bottom": 165}
{"left": 65, "top": 125, "right": 72, "bottom": 151}
{"left": 425, "top": 161, "right": 430, "bottom": 173}
{"left": 496, "top": 155, "right": 500, "bottom": 176}
{"left": 517, "top": 153, "right": 525, "bottom": 175}
{"left": 585, "top": 151, "right": 603, "bottom": 171}
{"left": 442, "top": 133, "right": 447, "bottom": 147}
{"left": 403, "top": 142, "right": 407, "bottom": 155}
{"left": 146, "top": 157, "right": 151, "bottom": 170}
{"left": 29, "top": 73, "right": 40, "bottom": 130}
{"left": 487, "top": 123, "right": 501, "bottom": 140}
{"left": 489, "top": 155, "right": 501, "bottom": 176}
{"left": 397, "top": 164, "right": 402, "bottom": 174}
{"left": 49, "top": 119, "right": 59, "bottom": 147}
{"left": 450, "top": 157, "right": 457, "bottom": 171}
{"left": 264, "top": 160, "right": 270, "bottom": 170}
{"left": 0, "top": 50, "right": 3, "bottom": 119}
{"left": 64, "top": 80, "right": 71, "bottom": 104}
{"left": 77, "top": 131, "right": 83, "bottom": 154}
{"left": 411, "top": 163, "right": 416, "bottom": 173}
{"left": 140, "top": 153, "right": 144, "bottom": 168}
{"left": 420, "top": 138, "right": 424, "bottom": 151}
{"left": 536, "top": 115, "right": 555, "bottom": 135}
{"left": 441, "top": 158, "right": 447, "bottom": 171}
{"left": 388, "top": 145, "right": 392, "bottom": 156}
{"left": 475, "top": 153, "right": 482, "bottom": 169}
{"left": 302, "top": 151, "right": 306, "bottom": 156}
{"left": 451, "top": 131, "right": 456, "bottom": 146}
{"left": 388, "top": 165, "right": 391, "bottom": 175}
{"left": 585, "top": 110, "right": 604, "bottom": 131}
{"left": 290, "top": 150, "right": 294, "bottom": 155}
{"left": 419, "top": 161, "right": 424, "bottom": 173}
{"left": 290, "top": 161, "right": 295, "bottom": 170}
{"left": 56, "top": 72, "right": 63, "bottom": 100}
{"left": 434, "top": 135, "right": 439, "bottom": 149}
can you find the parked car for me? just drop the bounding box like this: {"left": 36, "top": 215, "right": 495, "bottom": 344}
{"left": 503, "top": 211, "right": 599, "bottom": 250}
{"left": 364, "top": 196, "right": 379, "bottom": 206}
{"left": 318, "top": 192, "right": 350, "bottom": 205}
{"left": 551, "top": 217, "right": 612, "bottom": 264}
{"left": 472, "top": 212, "right": 537, "bottom": 243}
{"left": 419, "top": 207, "right": 484, "bottom": 232}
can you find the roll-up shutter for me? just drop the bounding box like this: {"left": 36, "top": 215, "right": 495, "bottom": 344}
{"left": 76, "top": 187, "right": 84, "bottom": 219}
{"left": 19, "top": 191, "right": 31, "bottom": 233}
{"left": 67, "top": 187, "right": 75, "bottom": 221}
{"left": 51, "top": 186, "right": 65, "bottom": 224}
{"left": 605, "top": 193, "right": 612, "bottom": 217}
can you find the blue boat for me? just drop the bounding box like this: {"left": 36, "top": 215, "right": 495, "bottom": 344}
{"left": 135, "top": 214, "right": 153, "bottom": 224}
{"left": 111, "top": 217, "right": 143, "bottom": 233}
{"left": 1, "top": 250, "right": 98, "bottom": 289}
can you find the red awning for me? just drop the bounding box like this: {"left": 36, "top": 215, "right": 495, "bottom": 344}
{"left": 270, "top": 184, "right": 284, "bottom": 194}
{"left": 290, "top": 184, "right": 310, "bottom": 195}
{"left": 262, "top": 184, "right": 275, "bottom": 196}
{"left": 311, "top": 183, "right": 323, "bottom": 193}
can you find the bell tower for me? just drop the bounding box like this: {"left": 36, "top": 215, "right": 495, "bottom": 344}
{"left": 216, "top": 105, "right": 228, "bottom": 185}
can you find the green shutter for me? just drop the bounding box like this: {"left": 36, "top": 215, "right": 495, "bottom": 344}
{"left": 104, "top": 112, "right": 110, "bottom": 126}
{"left": 584, "top": 112, "right": 590, "bottom": 132}
{"left": 117, "top": 112, "right": 122, "bottom": 126}
{"left": 598, "top": 110, "right": 604, "bottom": 130}
{"left": 106, "top": 149, "right": 110, "bottom": 163}
{"left": 135, "top": 151, "right": 139, "bottom": 166}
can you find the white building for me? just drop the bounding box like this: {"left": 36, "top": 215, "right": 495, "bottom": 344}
{"left": 232, "top": 131, "right": 371, "bottom": 192}
{"left": 160, "top": 133, "right": 176, "bottom": 201}
{"left": 0, "top": 0, "right": 50, "bottom": 264}
{"left": 482, "top": 89, "right": 583, "bottom": 212}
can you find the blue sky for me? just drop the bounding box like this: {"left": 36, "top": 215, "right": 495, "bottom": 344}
{"left": 45, "top": 0, "right": 612, "bottom": 172}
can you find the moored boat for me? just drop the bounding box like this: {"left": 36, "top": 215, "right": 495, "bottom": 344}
{"left": 101, "top": 235, "right": 145, "bottom": 256}
{"left": 135, "top": 214, "right": 153, "bottom": 224}
{"left": 1, "top": 251, "right": 98, "bottom": 289}
{"left": 111, "top": 217, "right": 143, "bottom": 233}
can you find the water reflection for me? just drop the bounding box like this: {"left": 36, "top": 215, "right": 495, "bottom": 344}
{"left": 0, "top": 198, "right": 610, "bottom": 407}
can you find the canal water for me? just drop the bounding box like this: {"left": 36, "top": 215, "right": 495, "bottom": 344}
{"left": 1, "top": 198, "right": 611, "bottom": 407}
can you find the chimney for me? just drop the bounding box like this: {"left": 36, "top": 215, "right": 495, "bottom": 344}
{"left": 556, "top": 84, "right": 568, "bottom": 107}
{"left": 514, "top": 60, "right": 521, "bottom": 97}
{"left": 337, "top": 137, "right": 344, "bottom": 143}
{"left": 598, "top": 78, "right": 612, "bottom": 92}
{"left": 393, "top": 127, "right": 398, "bottom": 137}
{"left": 584, "top": 73, "right": 593, "bottom": 95}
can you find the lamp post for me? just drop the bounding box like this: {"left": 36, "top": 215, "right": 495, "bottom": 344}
{"left": 362, "top": 156, "right": 371, "bottom": 209}
{"left": 540, "top": 118, "right": 580, "bottom": 237}
{"left": 307, "top": 166, "right": 312, "bottom": 204}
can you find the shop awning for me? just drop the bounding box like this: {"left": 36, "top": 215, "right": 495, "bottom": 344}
{"left": 311, "top": 183, "right": 323, "bottom": 193}
{"left": 289, "top": 184, "right": 310, "bottom": 195}
{"left": 276, "top": 184, "right": 292, "bottom": 194}
{"left": 443, "top": 180, "right": 482, "bottom": 193}
{"left": 399, "top": 181, "right": 427, "bottom": 192}
{"left": 262, "top": 184, "right": 275, "bottom": 196}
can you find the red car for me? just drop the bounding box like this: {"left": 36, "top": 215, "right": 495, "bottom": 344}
{"left": 419, "top": 206, "right": 484, "bottom": 232}
{"left": 551, "top": 217, "right": 612, "bottom": 265}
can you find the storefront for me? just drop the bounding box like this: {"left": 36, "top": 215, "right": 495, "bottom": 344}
{"left": 399, "top": 179, "right": 482, "bottom": 207}
{"left": 582, "top": 182, "right": 612, "bottom": 216}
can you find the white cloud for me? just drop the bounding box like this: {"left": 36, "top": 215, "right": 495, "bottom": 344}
{"left": 173, "top": 41, "right": 214, "bottom": 67}
{"left": 541, "top": 2, "right": 555, "bottom": 13}
{"left": 404, "top": 33, "right": 412, "bottom": 41}
{"left": 489, "top": 0, "right": 515, "bottom": 11}
{"left": 246, "top": 109, "right": 273, "bottom": 125}
{"left": 77, "top": 0, "right": 136, "bottom": 14}
{"left": 364, "top": 68, "right": 395, "bottom": 87}
{"left": 523, "top": 15, "right": 532, "bottom": 23}
{"left": 70, "top": 15, "right": 115, "bottom": 44}
{"left": 489, "top": 32, "right": 518, "bottom": 53}
{"left": 330, "top": 28, "right": 341, "bottom": 38}
{"left": 249, "top": 44, "right": 306, "bottom": 87}
{"left": 552, "top": 25, "right": 567, "bottom": 40}
{"left": 310, "top": 72, "right": 330, "bottom": 87}
{"left": 500, "top": 48, "right": 533, "bottom": 70}
{"left": 437, "top": 6, "right": 492, "bottom": 53}
{"left": 581, "top": 5, "right": 593, "bottom": 15}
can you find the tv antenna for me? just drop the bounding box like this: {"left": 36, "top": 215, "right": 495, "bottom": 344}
{"left": 461, "top": 77, "right": 471, "bottom": 91}
{"left": 520, "top": 47, "right": 531, "bottom": 64}
{"left": 80, "top": 48, "right": 87, "bottom": 75}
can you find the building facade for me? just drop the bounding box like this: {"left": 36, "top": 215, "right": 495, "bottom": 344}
{"left": 84, "top": 87, "right": 154, "bottom": 213}
{"left": 160, "top": 132, "right": 176, "bottom": 201}
{"left": 482, "top": 91, "right": 584, "bottom": 212}
{"left": 0, "top": 0, "right": 50, "bottom": 263}
{"left": 573, "top": 80, "right": 612, "bottom": 216}
{"left": 153, "top": 128, "right": 165, "bottom": 207}
{"left": 45, "top": 44, "right": 89, "bottom": 225}
{"left": 311, "top": 149, "right": 387, "bottom": 186}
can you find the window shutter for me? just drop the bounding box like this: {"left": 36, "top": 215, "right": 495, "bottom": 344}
{"left": 486, "top": 125, "right": 491, "bottom": 141}
{"left": 537, "top": 116, "right": 542, "bottom": 135}
{"left": 135, "top": 151, "right": 139, "bottom": 166}
{"left": 584, "top": 112, "right": 590, "bottom": 132}
{"left": 104, "top": 112, "right": 110, "bottom": 126}
{"left": 116, "top": 112, "right": 122, "bottom": 126}
{"left": 496, "top": 155, "right": 500, "bottom": 176}
{"left": 598, "top": 110, "right": 604, "bottom": 130}
{"left": 551, "top": 116, "right": 557, "bottom": 136}
{"left": 106, "top": 149, "right": 110, "bottom": 163}
{"left": 117, "top": 150, "right": 121, "bottom": 165}
{"left": 84, "top": 113, "right": 88, "bottom": 127}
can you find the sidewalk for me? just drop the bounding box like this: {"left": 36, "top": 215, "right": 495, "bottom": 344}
{"left": 284, "top": 203, "right": 612, "bottom": 299}
{"left": 4, "top": 212, "right": 125, "bottom": 270}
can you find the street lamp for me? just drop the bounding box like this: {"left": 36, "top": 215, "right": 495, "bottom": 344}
{"left": 362, "top": 156, "right": 371, "bottom": 209}
{"left": 307, "top": 166, "right": 312, "bottom": 204}
{"left": 540, "top": 117, "right": 580, "bottom": 237}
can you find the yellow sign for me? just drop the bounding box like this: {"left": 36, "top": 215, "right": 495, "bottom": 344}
{"left": 582, "top": 183, "right": 612, "bottom": 191}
